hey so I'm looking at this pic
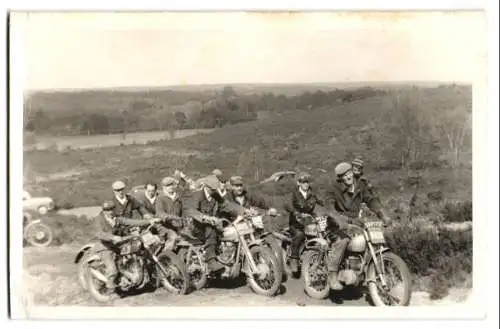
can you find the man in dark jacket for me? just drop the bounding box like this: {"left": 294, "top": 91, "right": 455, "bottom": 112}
{"left": 283, "top": 172, "right": 325, "bottom": 274}
{"left": 94, "top": 201, "right": 160, "bottom": 289}
{"left": 110, "top": 181, "right": 149, "bottom": 220}
{"left": 154, "top": 176, "right": 186, "bottom": 249}
{"left": 134, "top": 181, "right": 159, "bottom": 215}
{"left": 184, "top": 175, "right": 247, "bottom": 273}
{"left": 324, "top": 162, "right": 390, "bottom": 290}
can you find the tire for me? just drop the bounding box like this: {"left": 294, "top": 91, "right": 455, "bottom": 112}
{"left": 367, "top": 252, "right": 412, "bottom": 306}
{"left": 77, "top": 256, "right": 90, "bottom": 290}
{"left": 178, "top": 247, "right": 208, "bottom": 291}
{"left": 155, "top": 250, "right": 190, "bottom": 295}
{"left": 263, "top": 235, "right": 287, "bottom": 282}
{"left": 246, "top": 245, "right": 283, "bottom": 297}
{"left": 24, "top": 222, "right": 53, "bottom": 248}
{"left": 301, "top": 250, "right": 330, "bottom": 300}
{"left": 85, "top": 258, "right": 117, "bottom": 303}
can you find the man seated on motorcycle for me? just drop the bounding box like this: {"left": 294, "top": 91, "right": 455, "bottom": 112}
{"left": 184, "top": 174, "right": 248, "bottom": 274}
{"left": 328, "top": 162, "right": 390, "bottom": 222}
{"left": 154, "top": 176, "right": 187, "bottom": 249}
{"left": 283, "top": 172, "right": 325, "bottom": 274}
{"left": 110, "top": 180, "right": 150, "bottom": 219}
{"left": 323, "top": 162, "right": 391, "bottom": 290}
{"left": 212, "top": 169, "right": 229, "bottom": 199}
{"left": 227, "top": 175, "right": 278, "bottom": 217}
{"left": 94, "top": 201, "right": 161, "bottom": 289}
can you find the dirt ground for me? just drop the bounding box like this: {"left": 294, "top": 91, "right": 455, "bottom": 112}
{"left": 22, "top": 244, "right": 470, "bottom": 308}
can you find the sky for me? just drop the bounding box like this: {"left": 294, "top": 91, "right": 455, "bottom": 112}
{"left": 11, "top": 11, "right": 487, "bottom": 91}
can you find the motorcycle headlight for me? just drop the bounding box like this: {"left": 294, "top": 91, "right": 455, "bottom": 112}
{"left": 252, "top": 215, "right": 264, "bottom": 229}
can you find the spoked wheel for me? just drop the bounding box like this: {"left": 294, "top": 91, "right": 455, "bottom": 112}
{"left": 178, "top": 247, "right": 208, "bottom": 291}
{"left": 263, "top": 235, "right": 287, "bottom": 282}
{"left": 155, "top": 250, "right": 190, "bottom": 295}
{"left": 367, "top": 252, "right": 412, "bottom": 306}
{"left": 246, "top": 245, "right": 283, "bottom": 297}
{"left": 302, "top": 250, "right": 330, "bottom": 299}
{"left": 24, "top": 221, "right": 53, "bottom": 248}
{"left": 85, "top": 259, "right": 117, "bottom": 303}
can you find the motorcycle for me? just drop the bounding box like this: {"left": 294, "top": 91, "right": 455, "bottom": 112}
{"left": 23, "top": 212, "right": 53, "bottom": 248}
{"left": 271, "top": 213, "right": 327, "bottom": 278}
{"left": 83, "top": 220, "right": 190, "bottom": 302}
{"left": 301, "top": 209, "right": 412, "bottom": 306}
{"left": 174, "top": 213, "right": 283, "bottom": 296}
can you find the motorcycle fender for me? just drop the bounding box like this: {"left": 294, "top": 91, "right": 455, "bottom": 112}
{"left": 304, "top": 238, "right": 329, "bottom": 250}
{"left": 74, "top": 244, "right": 95, "bottom": 264}
{"left": 247, "top": 239, "right": 263, "bottom": 249}
{"left": 364, "top": 247, "right": 391, "bottom": 282}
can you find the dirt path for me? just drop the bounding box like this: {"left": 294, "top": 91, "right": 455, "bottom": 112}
{"left": 22, "top": 245, "right": 470, "bottom": 307}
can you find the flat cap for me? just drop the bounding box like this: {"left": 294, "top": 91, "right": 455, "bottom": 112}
{"left": 229, "top": 176, "right": 244, "bottom": 185}
{"left": 112, "top": 181, "right": 126, "bottom": 190}
{"left": 162, "top": 176, "right": 179, "bottom": 186}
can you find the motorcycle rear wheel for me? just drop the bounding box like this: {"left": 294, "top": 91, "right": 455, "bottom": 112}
{"left": 367, "top": 252, "right": 412, "bottom": 306}
{"left": 302, "top": 250, "right": 330, "bottom": 300}
{"left": 246, "top": 245, "right": 283, "bottom": 297}
{"left": 155, "top": 250, "right": 190, "bottom": 295}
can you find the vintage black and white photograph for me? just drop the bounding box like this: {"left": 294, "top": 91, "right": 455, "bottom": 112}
{"left": 8, "top": 9, "right": 489, "bottom": 319}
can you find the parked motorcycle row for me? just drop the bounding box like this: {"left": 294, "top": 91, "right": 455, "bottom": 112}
{"left": 75, "top": 206, "right": 412, "bottom": 306}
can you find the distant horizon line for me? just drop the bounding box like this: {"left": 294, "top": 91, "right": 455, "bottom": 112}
{"left": 25, "top": 80, "right": 471, "bottom": 94}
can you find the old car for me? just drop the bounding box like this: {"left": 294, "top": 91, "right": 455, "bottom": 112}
{"left": 23, "top": 190, "right": 55, "bottom": 215}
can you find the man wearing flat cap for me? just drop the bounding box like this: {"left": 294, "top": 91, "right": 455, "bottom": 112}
{"left": 283, "top": 172, "right": 325, "bottom": 274}
{"left": 110, "top": 180, "right": 149, "bottom": 220}
{"left": 154, "top": 176, "right": 186, "bottom": 249}
{"left": 184, "top": 174, "right": 247, "bottom": 273}
{"left": 227, "top": 176, "right": 277, "bottom": 215}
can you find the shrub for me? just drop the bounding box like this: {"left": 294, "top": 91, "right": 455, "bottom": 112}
{"left": 441, "top": 201, "right": 472, "bottom": 223}
{"left": 386, "top": 223, "right": 472, "bottom": 297}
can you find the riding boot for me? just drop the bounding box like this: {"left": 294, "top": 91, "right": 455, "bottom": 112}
{"left": 289, "top": 257, "right": 299, "bottom": 273}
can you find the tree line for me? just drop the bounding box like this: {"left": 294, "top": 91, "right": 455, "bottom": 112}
{"left": 24, "top": 86, "right": 386, "bottom": 136}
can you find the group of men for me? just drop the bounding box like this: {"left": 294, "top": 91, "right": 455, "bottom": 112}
{"left": 94, "top": 157, "right": 390, "bottom": 291}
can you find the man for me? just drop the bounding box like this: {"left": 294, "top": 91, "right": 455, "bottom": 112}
{"left": 227, "top": 175, "right": 278, "bottom": 217}
{"left": 352, "top": 158, "right": 378, "bottom": 196}
{"left": 134, "top": 181, "right": 159, "bottom": 215}
{"left": 327, "top": 162, "right": 389, "bottom": 220}
{"left": 155, "top": 176, "right": 185, "bottom": 249}
{"left": 110, "top": 181, "right": 149, "bottom": 219}
{"left": 324, "top": 162, "right": 390, "bottom": 290}
{"left": 94, "top": 201, "right": 160, "bottom": 289}
{"left": 351, "top": 158, "right": 365, "bottom": 180}
{"left": 283, "top": 172, "right": 325, "bottom": 274}
{"left": 212, "top": 169, "right": 229, "bottom": 199}
{"left": 184, "top": 175, "right": 247, "bottom": 273}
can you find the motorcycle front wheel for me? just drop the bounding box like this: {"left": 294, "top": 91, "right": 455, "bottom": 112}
{"left": 301, "top": 250, "right": 330, "bottom": 300}
{"left": 155, "top": 250, "right": 190, "bottom": 295}
{"left": 246, "top": 245, "right": 283, "bottom": 297}
{"left": 85, "top": 258, "right": 117, "bottom": 303}
{"left": 24, "top": 222, "right": 53, "bottom": 248}
{"left": 178, "top": 247, "right": 208, "bottom": 291}
{"left": 366, "top": 251, "right": 412, "bottom": 306}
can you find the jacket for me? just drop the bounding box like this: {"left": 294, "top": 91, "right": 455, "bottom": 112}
{"left": 111, "top": 194, "right": 148, "bottom": 219}
{"left": 226, "top": 189, "right": 270, "bottom": 210}
{"left": 184, "top": 189, "right": 247, "bottom": 223}
{"left": 325, "top": 179, "right": 385, "bottom": 220}
{"left": 284, "top": 187, "right": 325, "bottom": 227}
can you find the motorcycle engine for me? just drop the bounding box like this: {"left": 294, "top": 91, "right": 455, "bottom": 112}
{"left": 345, "top": 255, "right": 363, "bottom": 271}
{"left": 117, "top": 255, "right": 144, "bottom": 286}
{"left": 218, "top": 241, "right": 236, "bottom": 265}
